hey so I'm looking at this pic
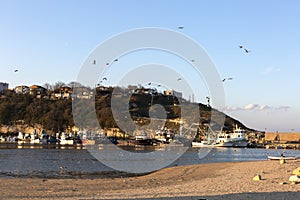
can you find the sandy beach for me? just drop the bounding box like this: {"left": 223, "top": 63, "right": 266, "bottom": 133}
{"left": 0, "top": 160, "right": 300, "bottom": 200}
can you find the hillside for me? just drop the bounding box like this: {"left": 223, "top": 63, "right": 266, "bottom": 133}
{"left": 0, "top": 87, "right": 255, "bottom": 134}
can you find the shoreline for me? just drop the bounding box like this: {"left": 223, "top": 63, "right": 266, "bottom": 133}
{"left": 0, "top": 160, "right": 300, "bottom": 199}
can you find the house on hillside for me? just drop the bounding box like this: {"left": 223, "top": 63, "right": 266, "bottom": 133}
{"left": 0, "top": 82, "right": 9, "bottom": 93}
{"left": 134, "top": 88, "right": 157, "bottom": 95}
{"left": 164, "top": 90, "right": 183, "bottom": 98}
{"left": 29, "top": 85, "right": 47, "bottom": 98}
{"left": 52, "top": 86, "right": 73, "bottom": 99}
{"left": 15, "top": 85, "right": 30, "bottom": 94}
{"left": 73, "top": 86, "right": 93, "bottom": 99}
{"left": 95, "top": 86, "right": 111, "bottom": 96}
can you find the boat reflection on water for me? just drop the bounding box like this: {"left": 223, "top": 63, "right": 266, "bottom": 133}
{"left": 0, "top": 143, "right": 86, "bottom": 150}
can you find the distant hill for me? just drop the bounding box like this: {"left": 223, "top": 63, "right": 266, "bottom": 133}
{"left": 0, "top": 86, "right": 256, "bottom": 134}
{"left": 128, "top": 92, "right": 256, "bottom": 132}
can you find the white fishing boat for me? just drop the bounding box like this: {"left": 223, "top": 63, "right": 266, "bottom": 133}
{"left": 154, "top": 128, "right": 174, "bottom": 144}
{"left": 30, "top": 131, "right": 40, "bottom": 144}
{"left": 17, "top": 132, "right": 26, "bottom": 144}
{"left": 59, "top": 132, "right": 74, "bottom": 145}
{"left": 192, "top": 125, "right": 248, "bottom": 148}
{"left": 230, "top": 125, "right": 248, "bottom": 147}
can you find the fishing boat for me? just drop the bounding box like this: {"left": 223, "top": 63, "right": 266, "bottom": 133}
{"left": 59, "top": 132, "right": 74, "bottom": 145}
{"left": 192, "top": 125, "right": 248, "bottom": 147}
{"left": 154, "top": 128, "right": 174, "bottom": 144}
{"left": 230, "top": 125, "right": 248, "bottom": 147}
{"left": 134, "top": 132, "right": 154, "bottom": 145}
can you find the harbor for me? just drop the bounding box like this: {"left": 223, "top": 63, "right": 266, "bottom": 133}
{"left": 0, "top": 147, "right": 300, "bottom": 199}
{"left": 1, "top": 127, "right": 300, "bottom": 150}
{"left": 0, "top": 143, "right": 299, "bottom": 178}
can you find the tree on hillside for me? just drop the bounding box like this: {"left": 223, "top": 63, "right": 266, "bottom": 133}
{"left": 52, "top": 81, "right": 66, "bottom": 90}
{"left": 43, "top": 83, "right": 53, "bottom": 91}
{"left": 0, "top": 102, "right": 13, "bottom": 125}
{"left": 42, "top": 100, "right": 72, "bottom": 132}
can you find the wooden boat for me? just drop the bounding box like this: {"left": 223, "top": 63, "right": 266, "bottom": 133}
{"left": 267, "top": 155, "right": 299, "bottom": 160}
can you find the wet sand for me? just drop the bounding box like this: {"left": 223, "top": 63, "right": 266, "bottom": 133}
{"left": 0, "top": 160, "right": 300, "bottom": 199}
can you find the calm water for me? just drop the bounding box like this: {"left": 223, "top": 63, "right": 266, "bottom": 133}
{"left": 0, "top": 144, "right": 299, "bottom": 178}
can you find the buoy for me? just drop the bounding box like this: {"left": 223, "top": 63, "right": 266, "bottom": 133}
{"left": 289, "top": 175, "right": 300, "bottom": 184}
{"left": 292, "top": 167, "right": 300, "bottom": 176}
{"left": 253, "top": 175, "right": 261, "bottom": 181}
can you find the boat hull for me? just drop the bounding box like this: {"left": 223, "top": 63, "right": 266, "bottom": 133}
{"left": 232, "top": 140, "right": 248, "bottom": 147}
{"left": 192, "top": 140, "right": 248, "bottom": 148}
{"left": 192, "top": 141, "right": 233, "bottom": 147}
{"left": 268, "top": 156, "right": 299, "bottom": 160}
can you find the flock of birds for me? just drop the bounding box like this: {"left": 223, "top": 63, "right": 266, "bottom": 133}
{"left": 90, "top": 26, "right": 251, "bottom": 85}
{"left": 12, "top": 26, "right": 250, "bottom": 87}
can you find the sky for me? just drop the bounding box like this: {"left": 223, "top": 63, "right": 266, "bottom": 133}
{"left": 1, "top": 0, "right": 300, "bottom": 132}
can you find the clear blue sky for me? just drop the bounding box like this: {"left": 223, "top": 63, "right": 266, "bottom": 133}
{"left": 1, "top": 0, "right": 300, "bottom": 132}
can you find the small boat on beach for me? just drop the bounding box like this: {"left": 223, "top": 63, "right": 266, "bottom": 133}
{"left": 267, "top": 155, "right": 299, "bottom": 160}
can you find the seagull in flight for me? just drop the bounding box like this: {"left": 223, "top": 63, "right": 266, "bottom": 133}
{"left": 102, "top": 77, "right": 107, "bottom": 81}
{"left": 239, "top": 45, "right": 251, "bottom": 53}
{"left": 244, "top": 48, "right": 251, "bottom": 53}
{"left": 222, "top": 78, "right": 233, "bottom": 82}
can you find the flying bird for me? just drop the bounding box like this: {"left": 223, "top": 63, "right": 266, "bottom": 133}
{"left": 244, "top": 48, "right": 251, "bottom": 53}
{"left": 178, "top": 26, "right": 184, "bottom": 29}
{"left": 102, "top": 77, "right": 107, "bottom": 81}
{"left": 239, "top": 45, "right": 251, "bottom": 53}
{"left": 93, "top": 60, "right": 96, "bottom": 65}
{"left": 14, "top": 69, "right": 19, "bottom": 72}
{"left": 222, "top": 78, "right": 233, "bottom": 82}
{"left": 106, "top": 62, "right": 109, "bottom": 66}
{"left": 177, "top": 78, "right": 182, "bottom": 81}
{"left": 114, "top": 59, "right": 118, "bottom": 62}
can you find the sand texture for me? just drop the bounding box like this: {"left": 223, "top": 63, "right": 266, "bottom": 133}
{"left": 1, "top": 160, "right": 300, "bottom": 199}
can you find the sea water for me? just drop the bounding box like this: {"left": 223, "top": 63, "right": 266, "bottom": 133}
{"left": 0, "top": 145, "right": 299, "bottom": 178}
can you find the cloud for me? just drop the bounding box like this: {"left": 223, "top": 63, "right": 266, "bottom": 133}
{"left": 226, "top": 104, "right": 290, "bottom": 112}
{"left": 244, "top": 104, "right": 260, "bottom": 110}
{"left": 225, "top": 106, "right": 242, "bottom": 111}
{"left": 262, "top": 66, "right": 281, "bottom": 74}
